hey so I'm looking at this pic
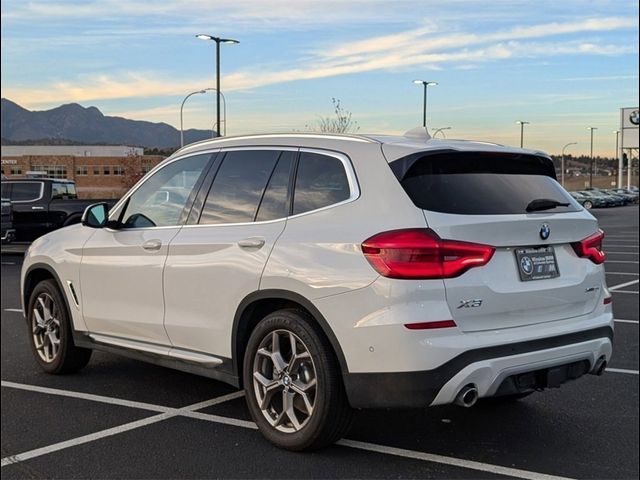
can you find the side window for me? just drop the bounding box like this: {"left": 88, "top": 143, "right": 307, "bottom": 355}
{"left": 255, "top": 151, "right": 295, "bottom": 222}
{"left": 120, "top": 154, "right": 210, "bottom": 228}
{"left": 1, "top": 182, "right": 10, "bottom": 199}
{"left": 11, "top": 183, "right": 43, "bottom": 202}
{"left": 292, "top": 152, "right": 350, "bottom": 215}
{"left": 199, "top": 150, "right": 281, "bottom": 225}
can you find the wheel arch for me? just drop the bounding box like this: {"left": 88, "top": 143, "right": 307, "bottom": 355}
{"left": 23, "top": 263, "right": 72, "bottom": 323}
{"left": 232, "top": 289, "right": 349, "bottom": 386}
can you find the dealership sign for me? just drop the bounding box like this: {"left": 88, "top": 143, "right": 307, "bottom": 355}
{"left": 621, "top": 106, "right": 639, "bottom": 149}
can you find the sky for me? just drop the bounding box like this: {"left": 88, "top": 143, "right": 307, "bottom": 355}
{"left": 1, "top": 0, "right": 639, "bottom": 155}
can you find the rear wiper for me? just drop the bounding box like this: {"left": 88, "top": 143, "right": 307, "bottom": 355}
{"left": 526, "top": 198, "right": 570, "bottom": 212}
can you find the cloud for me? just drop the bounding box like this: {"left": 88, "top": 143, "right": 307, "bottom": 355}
{"left": 2, "top": 15, "right": 637, "bottom": 109}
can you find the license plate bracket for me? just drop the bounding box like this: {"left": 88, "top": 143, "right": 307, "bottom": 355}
{"left": 515, "top": 246, "right": 560, "bottom": 281}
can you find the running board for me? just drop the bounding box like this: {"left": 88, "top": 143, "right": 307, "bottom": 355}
{"left": 88, "top": 334, "right": 223, "bottom": 367}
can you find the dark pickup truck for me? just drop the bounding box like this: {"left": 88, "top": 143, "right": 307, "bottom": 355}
{"left": 1, "top": 178, "right": 117, "bottom": 243}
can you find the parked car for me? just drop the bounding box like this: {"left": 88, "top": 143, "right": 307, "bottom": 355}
{"left": 1, "top": 197, "right": 15, "bottom": 244}
{"left": 0, "top": 178, "right": 117, "bottom": 242}
{"left": 20, "top": 132, "right": 613, "bottom": 451}
{"left": 579, "top": 190, "right": 617, "bottom": 208}
{"left": 608, "top": 188, "right": 638, "bottom": 204}
{"left": 598, "top": 191, "right": 628, "bottom": 206}
{"left": 569, "top": 191, "right": 601, "bottom": 209}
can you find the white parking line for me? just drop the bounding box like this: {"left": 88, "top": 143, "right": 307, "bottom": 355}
{"left": 1, "top": 262, "right": 16, "bottom": 265}
{"left": 606, "top": 251, "right": 639, "bottom": 255}
{"left": 606, "top": 368, "right": 639, "bottom": 375}
{"left": 606, "top": 260, "right": 639, "bottom": 264}
{"left": 609, "top": 279, "right": 640, "bottom": 291}
{"left": 0, "top": 381, "right": 578, "bottom": 480}
{"left": 614, "top": 319, "right": 639, "bottom": 324}
{"left": 3, "top": 309, "right": 23, "bottom": 313}
{"left": 337, "top": 440, "right": 575, "bottom": 480}
{"left": 612, "top": 290, "right": 639, "bottom": 295}
{"left": 605, "top": 272, "right": 639, "bottom": 276}
{"left": 0, "top": 383, "right": 245, "bottom": 468}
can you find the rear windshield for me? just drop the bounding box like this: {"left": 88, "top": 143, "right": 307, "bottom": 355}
{"left": 390, "top": 151, "right": 579, "bottom": 215}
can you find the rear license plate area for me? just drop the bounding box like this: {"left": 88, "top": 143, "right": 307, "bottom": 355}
{"left": 515, "top": 246, "right": 560, "bottom": 281}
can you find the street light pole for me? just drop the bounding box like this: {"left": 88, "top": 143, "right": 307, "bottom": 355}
{"left": 413, "top": 80, "right": 437, "bottom": 127}
{"left": 180, "top": 90, "right": 206, "bottom": 147}
{"left": 561, "top": 142, "right": 577, "bottom": 188}
{"left": 613, "top": 130, "right": 620, "bottom": 187}
{"left": 516, "top": 121, "right": 530, "bottom": 148}
{"left": 196, "top": 34, "right": 239, "bottom": 137}
{"left": 587, "top": 127, "right": 597, "bottom": 188}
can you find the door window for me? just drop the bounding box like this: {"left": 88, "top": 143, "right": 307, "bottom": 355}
{"left": 10, "top": 182, "right": 43, "bottom": 202}
{"left": 255, "top": 151, "right": 295, "bottom": 222}
{"left": 199, "top": 150, "right": 283, "bottom": 225}
{"left": 292, "top": 152, "right": 350, "bottom": 215}
{"left": 119, "top": 154, "right": 211, "bottom": 228}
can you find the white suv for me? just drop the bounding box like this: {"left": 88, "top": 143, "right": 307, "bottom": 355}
{"left": 21, "top": 130, "right": 613, "bottom": 450}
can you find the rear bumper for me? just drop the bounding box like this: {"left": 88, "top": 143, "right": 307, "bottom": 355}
{"left": 343, "top": 326, "right": 613, "bottom": 409}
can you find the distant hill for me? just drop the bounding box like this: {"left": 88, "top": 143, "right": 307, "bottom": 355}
{"left": 1, "top": 98, "right": 214, "bottom": 148}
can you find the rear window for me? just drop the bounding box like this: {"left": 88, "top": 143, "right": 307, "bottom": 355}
{"left": 391, "top": 151, "right": 578, "bottom": 215}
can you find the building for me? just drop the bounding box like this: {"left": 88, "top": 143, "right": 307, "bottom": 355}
{"left": 1, "top": 146, "right": 165, "bottom": 198}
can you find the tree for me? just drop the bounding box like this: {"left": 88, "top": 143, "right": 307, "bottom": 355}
{"left": 307, "top": 98, "right": 359, "bottom": 133}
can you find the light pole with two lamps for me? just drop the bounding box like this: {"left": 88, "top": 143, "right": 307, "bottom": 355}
{"left": 196, "top": 34, "right": 239, "bottom": 138}
{"left": 412, "top": 80, "right": 437, "bottom": 127}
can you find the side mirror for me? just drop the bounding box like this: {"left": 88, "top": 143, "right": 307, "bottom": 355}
{"left": 82, "top": 202, "right": 109, "bottom": 228}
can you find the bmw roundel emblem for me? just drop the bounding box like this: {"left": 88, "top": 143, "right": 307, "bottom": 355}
{"left": 520, "top": 256, "right": 533, "bottom": 275}
{"left": 540, "top": 223, "right": 551, "bottom": 240}
{"left": 630, "top": 110, "right": 640, "bottom": 126}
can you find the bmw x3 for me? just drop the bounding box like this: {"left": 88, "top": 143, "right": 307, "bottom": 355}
{"left": 21, "top": 129, "right": 613, "bottom": 450}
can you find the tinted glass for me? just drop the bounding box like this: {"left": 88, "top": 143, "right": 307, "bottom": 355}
{"left": 200, "top": 150, "right": 280, "bottom": 225}
{"left": 292, "top": 152, "right": 350, "bottom": 215}
{"left": 1, "top": 182, "right": 9, "bottom": 199}
{"left": 52, "top": 182, "right": 77, "bottom": 199}
{"left": 120, "top": 154, "right": 210, "bottom": 228}
{"left": 255, "top": 152, "right": 294, "bottom": 222}
{"left": 11, "top": 183, "right": 42, "bottom": 202}
{"left": 393, "top": 152, "right": 578, "bottom": 215}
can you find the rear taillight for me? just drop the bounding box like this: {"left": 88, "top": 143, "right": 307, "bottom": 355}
{"left": 571, "top": 229, "right": 606, "bottom": 265}
{"left": 361, "top": 228, "right": 495, "bottom": 279}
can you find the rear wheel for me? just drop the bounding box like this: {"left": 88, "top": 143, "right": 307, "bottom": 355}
{"left": 583, "top": 200, "right": 593, "bottom": 210}
{"left": 28, "top": 279, "right": 92, "bottom": 374}
{"left": 243, "top": 309, "right": 352, "bottom": 451}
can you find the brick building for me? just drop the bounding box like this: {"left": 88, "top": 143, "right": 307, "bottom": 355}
{"left": 1, "top": 146, "right": 165, "bottom": 199}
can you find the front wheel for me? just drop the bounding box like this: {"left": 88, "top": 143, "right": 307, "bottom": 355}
{"left": 27, "top": 279, "right": 92, "bottom": 374}
{"left": 243, "top": 309, "right": 352, "bottom": 451}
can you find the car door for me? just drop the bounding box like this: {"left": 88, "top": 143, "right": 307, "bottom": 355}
{"left": 163, "top": 148, "right": 295, "bottom": 357}
{"left": 9, "top": 181, "right": 49, "bottom": 241}
{"left": 79, "top": 152, "right": 214, "bottom": 345}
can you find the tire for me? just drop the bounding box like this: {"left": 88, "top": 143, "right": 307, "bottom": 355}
{"left": 243, "top": 308, "right": 353, "bottom": 451}
{"left": 583, "top": 200, "right": 593, "bottom": 210}
{"left": 27, "top": 279, "right": 92, "bottom": 374}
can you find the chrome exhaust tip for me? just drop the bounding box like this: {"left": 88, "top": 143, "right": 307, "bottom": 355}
{"left": 455, "top": 384, "right": 478, "bottom": 407}
{"left": 591, "top": 357, "right": 607, "bottom": 376}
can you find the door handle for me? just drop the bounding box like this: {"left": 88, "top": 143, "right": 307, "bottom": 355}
{"left": 31, "top": 206, "right": 45, "bottom": 210}
{"left": 238, "top": 237, "right": 265, "bottom": 249}
{"left": 141, "top": 239, "right": 162, "bottom": 251}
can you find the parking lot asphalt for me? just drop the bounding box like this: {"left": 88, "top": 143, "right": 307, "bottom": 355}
{"left": 1, "top": 206, "right": 638, "bottom": 479}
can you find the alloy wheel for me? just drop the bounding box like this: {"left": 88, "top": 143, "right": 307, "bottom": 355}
{"left": 252, "top": 329, "right": 317, "bottom": 433}
{"left": 32, "top": 293, "right": 61, "bottom": 363}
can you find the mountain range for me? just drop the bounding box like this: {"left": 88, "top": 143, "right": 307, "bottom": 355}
{"left": 1, "top": 98, "right": 214, "bottom": 148}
